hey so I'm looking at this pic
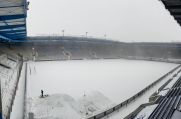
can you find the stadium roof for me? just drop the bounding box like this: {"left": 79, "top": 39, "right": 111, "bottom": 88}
{"left": 0, "top": 0, "right": 28, "bottom": 41}
{"left": 161, "top": 0, "right": 181, "bottom": 26}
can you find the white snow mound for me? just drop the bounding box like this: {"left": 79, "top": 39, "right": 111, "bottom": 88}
{"left": 27, "top": 91, "right": 115, "bottom": 119}
{"left": 78, "top": 91, "right": 115, "bottom": 116}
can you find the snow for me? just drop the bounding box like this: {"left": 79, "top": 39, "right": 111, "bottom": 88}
{"left": 134, "top": 104, "right": 158, "bottom": 119}
{"left": 27, "top": 91, "right": 114, "bottom": 119}
{"left": 10, "top": 63, "right": 26, "bottom": 119}
{"left": 158, "top": 67, "right": 181, "bottom": 96}
{"left": 27, "top": 94, "right": 82, "bottom": 119}
{"left": 77, "top": 91, "right": 115, "bottom": 116}
{"left": 0, "top": 57, "right": 19, "bottom": 119}
{"left": 164, "top": 70, "right": 181, "bottom": 89}
{"left": 26, "top": 59, "right": 179, "bottom": 119}
{"left": 102, "top": 76, "right": 170, "bottom": 119}
{"left": 158, "top": 89, "right": 169, "bottom": 96}
{"left": 103, "top": 66, "right": 181, "bottom": 119}
{"left": 27, "top": 59, "right": 178, "bottom": 102}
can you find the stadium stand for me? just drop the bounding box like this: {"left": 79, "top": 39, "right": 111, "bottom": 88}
{"left": 1, "top": 39, "right": 181, "bottom": 63}
{"left": 0, "top": 0, "right": 181, "bottom": 119}
{"left": 0, "top": 53, "right": 23, "bottom": 119}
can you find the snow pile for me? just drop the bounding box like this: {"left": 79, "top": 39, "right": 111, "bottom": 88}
{"left": 27, "top": 94, "right": 81, "bottom": 119}
{"left": 27, "top": 91, "right": 114, "bottom": 119}
{"left": 78, "top": 91, "right": 115, "bottom": 116}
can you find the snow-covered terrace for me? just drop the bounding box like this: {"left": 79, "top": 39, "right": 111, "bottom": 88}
{"left": 0, "top": 54, "right": 22, "bottom": 119}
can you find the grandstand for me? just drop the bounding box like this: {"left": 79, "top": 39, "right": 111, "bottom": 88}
{"left": 0, "top": 52, "right": 23, "bottom": 119}
{"left": 2, "top": 38, "right": 181, "bottom": 62}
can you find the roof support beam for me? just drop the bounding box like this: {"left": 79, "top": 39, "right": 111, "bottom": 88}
{"left": 0, "top": 0, "right": 28, "bottom": 41}
{"left": 174, "top": 15, "right": 181, "bottom": 19}
{"left": 6, "top": 32, "right": 26, "bottom": 35}
{"left": 0, "top": 24, "right": 25, "bottom": 30}
{"left": 166, "top": 5, "right": 181, "bottom": 9}
{"left": 0, "top": 5, "right": 24, "bottom": 9}
{"left": 0, "top": 29, "right": 26, "bottom": 34}
{"left": 0, "top": 14, "right": 25, "bottom": 21}
{"left": 177, "top": 20, "right": 181, "bottom": 23}
{"left": 5, "top": 35, "right": 26, "bottom": 40}
{"left": 0, "top": 32, "right": 26, "bottom": 40}
{"left": 0, "top": 34, "right": 12, "bottom": 41}
{"left": 171, "top": 11, "right": 181, "bottom": 15}
{"left": 162, "top": 1, "right": 181, "bottom": 6}
{"left": 0, "top": 27, "right": 26, "bottom": 31}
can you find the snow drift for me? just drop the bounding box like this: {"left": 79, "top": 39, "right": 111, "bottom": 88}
{"left": 26, "top": 91, "right": 115, "bottom": 119}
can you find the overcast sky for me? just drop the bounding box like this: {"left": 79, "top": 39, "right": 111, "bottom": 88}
{"left": 27, "top": 0, "right": 181, "bottom": 42}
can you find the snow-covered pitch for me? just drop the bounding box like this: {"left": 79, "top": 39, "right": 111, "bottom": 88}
{"left": 25, "top": 59, "right": 178, "bottom": 119}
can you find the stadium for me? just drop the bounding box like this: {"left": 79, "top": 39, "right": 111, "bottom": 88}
{"left": 0, "top": 0, "right": 181, "bottom": 119}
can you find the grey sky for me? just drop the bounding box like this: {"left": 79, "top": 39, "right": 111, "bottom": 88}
{"left": 27, "top": 0, "right": 181, "bottom": 42}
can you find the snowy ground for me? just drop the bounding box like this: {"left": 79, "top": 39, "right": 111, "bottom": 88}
{"left": 27, "top": 91, "right": 115, "bottom": 119}
{"left": 26, "top": 59, "right": 178, "bottom": 119}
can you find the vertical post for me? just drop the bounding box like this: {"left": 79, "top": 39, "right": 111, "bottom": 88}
{"left": 86, "top": 32, "right": 88, "bottom": 38}
{"left": 24, "top": 63, "right": 27, "bottom": 119}
{"left": 0, "top": 76, "right": 3, "bottom": 119}
{"left": 32, "top": 47, "right": 35, "bottom": 61}
{"left": 104, "top": 34, "right": 107, "bottom": 40}
{"left": 28, "top": 113, "right": 34, "bottom": 119}
{"left": 62, "top": 30, "right": 64, "bottom": 37}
